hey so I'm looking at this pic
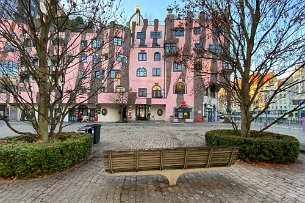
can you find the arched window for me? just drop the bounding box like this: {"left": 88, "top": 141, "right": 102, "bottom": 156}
{"left": 0, "top": 60, "right": 18, "bottom": 76}
{"left": 136, "top": 67, "right": 147, "bottom": 77}
{"left": 154, "top": 52, "right": 161, "bottom": 61}
{"left": 174, "top": 81, "right": 186, "bottom": 94}
{"left": 152, "top": 85, "right": 162, "bottom": 98}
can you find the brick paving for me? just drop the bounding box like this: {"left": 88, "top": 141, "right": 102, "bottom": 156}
{"left": 0, "top": 122, "right": 305, "bottom": 202}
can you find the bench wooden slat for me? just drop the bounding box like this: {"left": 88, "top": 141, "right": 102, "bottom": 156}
{"left": 103, "top": 147, "right": 239, "bottom": 185}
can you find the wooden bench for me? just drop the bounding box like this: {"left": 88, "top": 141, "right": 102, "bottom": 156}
{"left": 103, "top": 147, "right": 239, "bottom": 186}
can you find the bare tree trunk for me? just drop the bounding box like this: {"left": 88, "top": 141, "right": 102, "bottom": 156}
{"left": 240, "top": 83, "right": 251, "bottom": 137}
{"left": 240, "top": 105, "right": 251, "bottom": 137}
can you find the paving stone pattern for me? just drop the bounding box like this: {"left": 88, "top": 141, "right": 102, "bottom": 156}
{"left": 0, "top": 122, "right": 305, "bottom": 203}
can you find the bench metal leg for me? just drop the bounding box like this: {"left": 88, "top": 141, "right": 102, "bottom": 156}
{"left": 162, "top": 171, "right": 184, "bottom": 186}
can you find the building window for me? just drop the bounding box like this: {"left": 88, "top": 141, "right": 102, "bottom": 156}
{"left": 209, "top": 44, "right": 222, "bottom": 54}
{"left": 0, "top": 60, "right": 18, "bottom": 76}
{"left": 80, "top": 40, "right": 87, "bottom": 47}
{"left": 78, "top": 71, "right": 86, "bottom": 78}
{"left": 138, "top": 88, "right": 147, "bottom": 97}
{"left": 194, "top": 42, "right": 203, "bottom": 49}
{"left": 50, "top": 56, "right": 63, "bottom": 67}
{"left": 92, "top": 39, "right": 101, "bottom": 48}
{"left": 116, "top": 54, "right": 127, "bottom": 63}
{"left": 136, "top": 67, "right": 147, "bottom": 77}
{"left": 23, "top": 38, "right": 34, "bottom": 47}
{"left": 92, "top": 54, "right": 100, "bottom": 64}
{"left": 137, "top": 32, "right": 145, "bottom": 39}
{"left": 113, "top": 37, "right": 122, "bottom": 46}
{"left": 4, "top": 43, "right": 16, "bottom": 51}
{"left": 150, "top": 31, "right": 161, "bottom": 39}
{"left": 110, "top": 70, "right": 121, "bottom": 79}
{"left": 174, "top": 27, "right": 185, "bottom": 37}
{"left": 94, "top": 70, "right": 101, "bottom": 78}
{"left": 193, "top": 27, "right": 201, "bottom": 34}
{"left": 138, "top": 52, "right": 147, "bottom": 61}
{"left": 154, "top": 43, "right": 160, "bottom": 48}
{"left": 152, "top": 68, "right": 161, "bottom": 76}
{"left": 164, "top": 43, "right": 177, "bottom": 53}
{"left": 80, "top": 54, "right": 87, "bottom": 63}
{"left": 52, "top": 37, "right": 65, "bottom": 46}
{"left": 139, "top": 44, "right": 148, "bottom": 48}
{"left": 175, "top": 106, "right": 191, "bottom": 119}
{"left": 154, "top": 52, "right": 161, "bottom": 61}
{"left": 116, "top": 86, "right": 125, "bottom": 93}
{"left": 152, "top": 85, "right": 162, "bottom": 98}
{"left": 100, "top": 86, "right": 106, "bottom": 93}
{"left": 32, "top": 58, "right": 39, "bottom": 67}
{"left": 67, "top": 55, "right": 74, "bottom": 63}
{"left": 173, "top": 63, "right": 183, "bottom": 72}
{"left": 174, "top": 82, "right": 186, "bottom": 94}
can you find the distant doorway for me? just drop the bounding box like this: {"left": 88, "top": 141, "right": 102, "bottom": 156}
{"left": 136, "top": 105, "right": 150, "bottom": 120}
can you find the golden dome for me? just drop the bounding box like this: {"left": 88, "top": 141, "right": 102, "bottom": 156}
{"left": 135, "top": 5, "right": 140, "bottom": 12}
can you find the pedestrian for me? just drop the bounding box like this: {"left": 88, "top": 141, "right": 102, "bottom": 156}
{"left": 78, "top": 112, "right": 83, "bottom": 123}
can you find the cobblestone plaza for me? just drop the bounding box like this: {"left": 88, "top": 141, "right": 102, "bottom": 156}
{"left": 1, "top": 122, "right": 305, "bottom": 202}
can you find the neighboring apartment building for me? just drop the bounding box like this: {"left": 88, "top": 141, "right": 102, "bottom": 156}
{"left": 0, "top": 7, "right": 222, "bottom": 122}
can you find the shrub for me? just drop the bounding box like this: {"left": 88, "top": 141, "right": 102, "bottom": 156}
{"left": 205, "top": 129, "right": 300, "bottom": 163}
{"left": 0, "top": 132, "right": 92, "bottom": 179}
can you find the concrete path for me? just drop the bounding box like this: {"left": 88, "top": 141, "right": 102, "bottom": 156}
{"left": 1, "top": 122, "right": 305, "bottom": 203}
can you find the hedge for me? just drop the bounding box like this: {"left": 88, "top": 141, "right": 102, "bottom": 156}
{"left": 0, "top": 132, "right": 92, "bottom": 179}
{"left": 205, "top": 129, "right": 300, "bottom": 163}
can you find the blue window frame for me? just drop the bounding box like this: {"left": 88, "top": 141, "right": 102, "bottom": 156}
{"left": 92, "top": 39, "right": 101, "bottom": 48}
{"left": 150, "top": 31, "right": 161, "bottom": 39}
{"left": 92, "top": 54, "right": 100, "bottom": 64}
{"left": 173, "top": 63, "right": 183, "bottom": 72}
{"left": 0, "top": 60, "right": 18, "bottom": 76}
{"left": 94, "top": 70, "right": 101, "bottom": 78}
{"left": 152, "top": 68, "right": 161, "bottom": 76}
{"left": 193, "top": 27, "right": 201, "bottom": 34}
{"left": 110, "top": 70, "right": 121, "bottom": 79}
{"left": 136, "top": 67, "right": 147, "bottom": 77}
{"left": 194, "top": 42, "right": 203, "bottom": 49}
{"left": 174, "top": 27, "right": 184, "bottom": 37}
{"left": 209, "top": 44, "right": 222, "bottom": 54}
{"left": 154, "top": 52, "right": 161, "bottom": 61}
{"left": 4, "top": 43, "right": 16, "bottom": 51}
{"left": 67, "top": 55, "right": 74, "bottom": 63}
{"left": 80, "top": 54, "right": 87, "bottom": 63}
{"left": 113, "top": 37, "right": 122, "bottom": 46}
{"left": 137, "top": 32, "right": 145, "bottom": 39}
{"left": 138, "top": 53, "right": 147, "bottom": 61}
{"left": 164, "top": 43, "right": 177, "bottom": 53}
{"left": 80, "top": 40, "right": 87, "bottom": 47}
{"left": 116, "top": 54, "right": 127, "bottom": 63}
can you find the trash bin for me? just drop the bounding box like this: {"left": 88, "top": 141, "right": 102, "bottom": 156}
{"left": 78, "top": 124, "right": 101, "bottom": 144}
{"left": 91, "top": 124, "right": 101, "bottom": 144}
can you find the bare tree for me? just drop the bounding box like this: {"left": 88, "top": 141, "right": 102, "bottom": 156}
{"left": 174, "top": 0, "right": 305, "bottom": 137}
{"left": 0, "top": 0, "right": 124, "bottom": 142}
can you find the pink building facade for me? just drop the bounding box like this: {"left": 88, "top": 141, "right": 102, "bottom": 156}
{"left": 0, "top": 8, "right": 221, "bottom": 122}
